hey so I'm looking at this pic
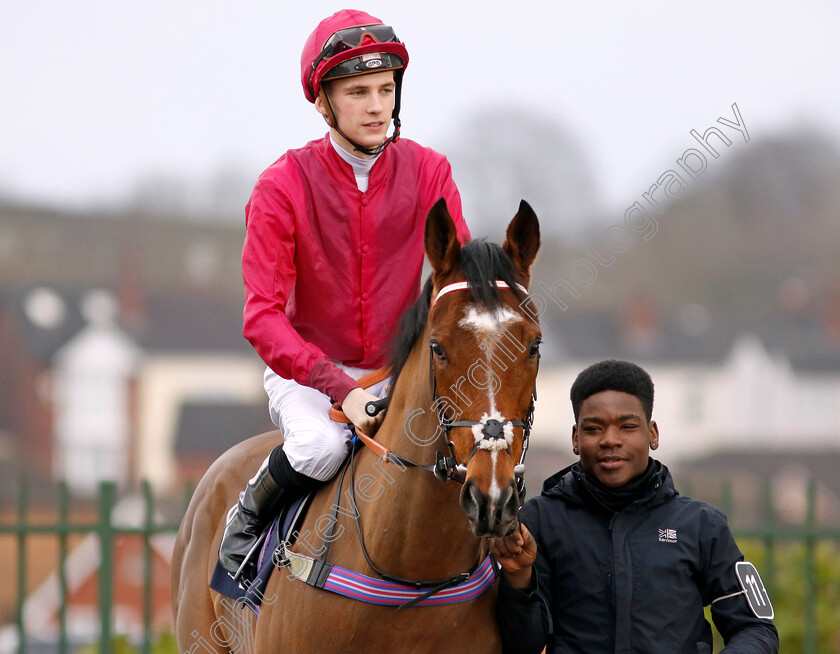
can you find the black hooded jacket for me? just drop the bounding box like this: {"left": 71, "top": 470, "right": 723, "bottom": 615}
{"left": 497, "top": 461, "right": 779, "bottom": 654}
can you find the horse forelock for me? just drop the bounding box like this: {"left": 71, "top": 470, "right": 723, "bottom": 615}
{"left": 386, "top": 240, "right": 529, "bottom": 401}
{"left": 460, "top": 239, "right": 526, "bottom": 309}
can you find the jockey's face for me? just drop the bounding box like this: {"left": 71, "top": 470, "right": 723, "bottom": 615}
{"left": 316, "top": 71, "right": 396, "bottom": 157}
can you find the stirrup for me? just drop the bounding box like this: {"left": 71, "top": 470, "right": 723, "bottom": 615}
{"left": 230, "top": 530, "right": 269, "bottom": 583}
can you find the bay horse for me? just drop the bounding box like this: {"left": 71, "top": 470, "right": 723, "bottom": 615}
{"left": 171, "top": 198, "right": 541, "bottom": 654}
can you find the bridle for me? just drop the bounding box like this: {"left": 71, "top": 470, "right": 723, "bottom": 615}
{"left": 314, "top": 279, "right": 538, "bottom": 606}
{"left": 340, "top": 280, "right": 538, "bottom": 490}
{"left": 427, "top": 280, "right": 537, "bottom": 494}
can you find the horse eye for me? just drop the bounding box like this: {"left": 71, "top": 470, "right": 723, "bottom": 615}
{"left": 529, "top": 339, "right": 541, "bottom": 358}
{"left": 430, "top": 339, "right": 446, "bottom": 360}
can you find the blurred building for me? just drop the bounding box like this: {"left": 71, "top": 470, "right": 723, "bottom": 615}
{"left": 528, "top": 307, "right": 840, "bottom": 521}
{"left": 2, "top": 198, "right": 840, "bottom": 506}
{"left": 533, "top": 306, "right": 840, "bottom": 456}
{"left": 0, "top": 201, "right": 272, "bottom": 500}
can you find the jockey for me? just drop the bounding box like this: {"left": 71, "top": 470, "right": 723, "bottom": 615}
{"left": 220, "top": 9, "right": 471, "bottom": 580}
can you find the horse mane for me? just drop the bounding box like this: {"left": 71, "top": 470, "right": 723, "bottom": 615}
{"left": 386, "top": 239, "right": 527, "bottom": 393}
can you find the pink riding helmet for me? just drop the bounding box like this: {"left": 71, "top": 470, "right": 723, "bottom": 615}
{"left": 300, "top": 9, "right": 410, "bottom": 104}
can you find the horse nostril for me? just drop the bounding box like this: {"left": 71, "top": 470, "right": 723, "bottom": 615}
{"left": 461, "top": 479, "right": 478, "bottom": 507}
{"left": 460, "top": 479, "right": 486, "bottom": 524}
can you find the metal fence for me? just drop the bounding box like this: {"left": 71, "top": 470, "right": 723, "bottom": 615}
{"left": 0, "top": 481, "right": 183, "bottom": 654}
{"left": 1, "top": 478, "right": 839, "bottom": 654}
{"left": 694, "top": 479, "right": 840, "bottom": 654}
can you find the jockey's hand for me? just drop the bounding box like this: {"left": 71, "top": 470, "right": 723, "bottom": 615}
{"left": 486, "top": 523, "right": 537, "bottom": 589}
{"left": 341, "top": 387, "right": 384, "bottom": 435}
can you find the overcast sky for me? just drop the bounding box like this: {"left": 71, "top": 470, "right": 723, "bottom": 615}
{"left": 2, "top": 0, "right": 839, "bottom": 215}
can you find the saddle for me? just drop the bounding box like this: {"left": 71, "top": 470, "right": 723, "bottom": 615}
{"left": 208, "top": 370, "right": 497, "bottom": 611}
{"left": 210, "top": 370, "right": 392, "bottom": 608}
{"left": 210, "top": 487, "right": 316, "bottom": 610}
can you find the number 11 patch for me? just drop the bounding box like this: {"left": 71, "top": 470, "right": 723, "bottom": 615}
{"left": 735, "top": 562, "right": 774, "bottom": 619}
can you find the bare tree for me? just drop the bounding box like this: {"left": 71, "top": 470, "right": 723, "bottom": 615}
{"left": 444, "top": 106, "right": 601, "bottom": 238}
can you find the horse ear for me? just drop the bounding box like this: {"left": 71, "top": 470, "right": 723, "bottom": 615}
{"left": 424, "top": 197, "right": 461, "bottom": 277}
{"left": 503, "top": 200, "right": 541, "bottom": 286}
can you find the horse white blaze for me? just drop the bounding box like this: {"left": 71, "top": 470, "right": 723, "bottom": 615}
{"left": 489, "top": 451, "right": 500, "bottom": 502}
{"left": 459, "top": 305, "right": 522, "bottom": 334}
{"left": 462, "top": 303, "right": 520, "bottom": 504}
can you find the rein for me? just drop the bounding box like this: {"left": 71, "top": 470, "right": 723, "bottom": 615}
{"left": 293, "top": 389, "right": 495, "bottom": 610}
{"left": 328, "top": 383, "right": 459, "bottom": 482}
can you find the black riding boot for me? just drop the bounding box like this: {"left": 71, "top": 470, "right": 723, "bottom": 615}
{"left": 219, "top": 445, "right": 318, "bottom": 581}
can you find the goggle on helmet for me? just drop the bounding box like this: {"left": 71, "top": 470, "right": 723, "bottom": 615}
{"left": 308, "top": 24, "right": 407, "bottom": 99}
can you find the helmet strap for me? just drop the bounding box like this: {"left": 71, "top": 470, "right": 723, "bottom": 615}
{"left": 318, "top": 83, "right": 401, "bottom": 158}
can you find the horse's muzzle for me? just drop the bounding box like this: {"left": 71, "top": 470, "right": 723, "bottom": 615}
{"left": 460, "top": 478, "right": 520, "bottom": 538}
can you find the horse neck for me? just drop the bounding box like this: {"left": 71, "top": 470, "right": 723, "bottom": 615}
{"left": 378, "top": 322, "right": 441, "bottom": 463}
{"left": 355, "top": 324, "right": 482, "bottom": 577}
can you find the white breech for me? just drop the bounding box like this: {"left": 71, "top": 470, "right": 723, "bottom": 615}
{"left": 263, "top": 365, "right": 389, "bottom": 481}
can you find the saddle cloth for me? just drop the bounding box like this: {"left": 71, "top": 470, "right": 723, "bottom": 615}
{"left": 208, "top": 435, "right": 498, "bottom": 611}
{"left": 209, "top": 491, "right": 312, "bottom": 613}
{"left": 209, "top": 435, "right": 369, "bottom": 611}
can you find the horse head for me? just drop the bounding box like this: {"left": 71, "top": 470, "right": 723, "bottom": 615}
{"left": 424, "top": 198, "right": 541, "bottom": 538}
